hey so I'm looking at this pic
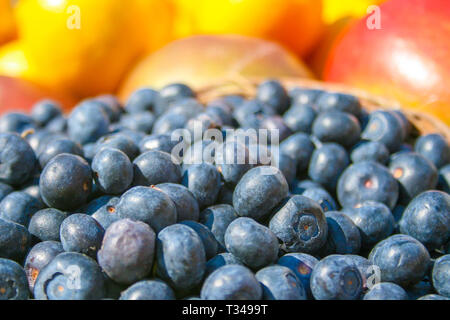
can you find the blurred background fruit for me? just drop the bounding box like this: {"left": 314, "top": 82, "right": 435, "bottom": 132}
{"left": 0, "top": 76, "right": 76, "bottom": 113}
{"left": 171, "top": 0, "right": 324, "bottom": 57}
{"left": 322, "top": 0, "right": 385, "bottom": 24}
{"left": 0, "top": 0, "right": 16, "bottom": 45}
{"left": 324, "top": 0, "right": 450, "bottom": 125}
{"left": 119, "top": 35, "right": 313, "bottom": 101}
{"left": 307, "top": 17, "right": 355, "bottom": 77}
{"left": 0, "top": 0, "right": 173, "bottom": 99}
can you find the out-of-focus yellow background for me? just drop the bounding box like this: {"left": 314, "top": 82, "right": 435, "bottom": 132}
{"left": 0, "top": 0, "right": 449, "bottom": 126}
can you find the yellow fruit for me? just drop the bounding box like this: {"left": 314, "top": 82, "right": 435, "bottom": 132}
{"left": 9, "top": 0, "right": 172, "bottom": 98}
{"left": 0, "top": 0, "right": 16, "bottom": 45}
{"left": 171, "top": 0, "right": 324, "bottom": 57}
{"left": 119, "top": 35, "right": 313, "bottom": 101}
{"left": 322, "top": 0, "right": 385, "bottom": 24}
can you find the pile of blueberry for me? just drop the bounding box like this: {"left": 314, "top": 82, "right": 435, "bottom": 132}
{"left": 0, "top": 79, "right": 449, "bottom": 300}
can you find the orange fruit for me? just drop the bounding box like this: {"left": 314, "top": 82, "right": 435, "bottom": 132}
{"left": 171, "top": 0, "right": 324, "bottom": 57}
{"left": 3, "top": 0, "right": 172, "bottom": 99}
{"left": 119, "top": 35, "right": 313, "bottom": 101}
{"left": 0, "top": 0, "right": 16, "bottom": 45}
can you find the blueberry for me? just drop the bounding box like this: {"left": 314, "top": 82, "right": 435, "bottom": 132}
{"left": 312, "top": 111, "right": 361, "bottom": 148}
{"left": 0, "top": 258, "right": 29, "bottom": 300}
{"left": 40, "top": 154, "right": 92, "bottom": 211}
{"left": 45, "top": 115, "right": 67, "bottom": 133}
{"left": 310, "top": 255, "right": 364, "bottom": 300}
{"left": 344, "top": 255, "right": 374, "bottom": 292}
{"left": 302, "top": 187, "right": 337, "bottom": 212}
{"left": 21, "top": 175, "right": 44, "bottom": 206}
{"left": 0, "top": 217, "right": 31, "bottom": 261}
{"left": 180, "top": 220, "right": 218, "bottom": 260}
{"left": 125, "top": 88, "right": 159, "bottom": 114}
{"left": 399, "top": 191, "right": 450, "bottom": 251}
{"left": 214, "top": 140, "right": 255, "bottom": 186}
{"left": 200, "top": 265, "right": 262, "bottom": 300}
{"left": 24, "top": 129, "right": 55, "bottom": 154}
{"left": 200, "top": 204, "right": 238, "bottom": 250}
{"left": 389, "top": 152, "right": 438, "bottom": 203}
{"left": 133, "top": 150, "right": 181, "bottom": 187}
{"left": 415, "top": 134, "right": 450, "bottom": 169}
{"left": 182, "top": 140, "right": 216, "bottom": 166}
{"left": 350, "top": 141, "right": 390, "bottom": 165}
{"left": 164, "top": 97, "right": 204, "bottom": 119}
{"left": 79, "top": 195, "right": 114, "bottom": 215}
{"left": 316, "top": 92, "right": 362, "bottom": 117}
{"left": 139, "top": 133, "right": 179, "bottom": 155}
{"left": 119, "top": 112, "right": 155, "bottom": 134}
{"left": 91, "top": 148, "right": 133, "bottom": 195}
{"left": 205, "top": 253, "right": 243, "bottom": 277}
{"left": 112, "top": 129, "right": 145, "bottom": 146}
{"left": 337, "top": 161, "right": 399, "bottom": 209}
{"left": 157, "top": 83, "right": 196, "bottom": 115}
{"left": 90, "top": 197, "right": 120, "bottom": 230}
{"left": 34, "top": 252, "right": 106, "bottom": 300}
{"left": 233, "top": 99, "right": 275, "bottom": 129}
{"left": 283, "top": 104, "right": 317, "bottom": 134}
{"left": 156, "top": 183, "right": 200, "bottom": 222}
{"left": 217, "top": 184, "right": 233, "bottom": 205}
{"left": 221, "top": 95, "right": 245, "bottom": 109}
{"left": 405, "top": 280, "right": 434, "bottom": 300}
{"left": 308, "top": 143, "right": 349, "bottom": 191}
{"left": 116, "top": 186, "right": 177, "bottom": 232}
{"left": 95, "top": 133, "right": 139, "bottom": 161}
{"left": 270, "top": 195, "right": 327, "bottom": 254}
{"left": 345, "top": 201, "right": 395, "bottom": 248}
{"left": 369, "top": 234, "right": 430, "bottom": 286}
{"left": 0, "top": 132, "right": 37, "bottom": 186}
{"left": 289, "top": 87, "right": 324, "bottom": 106}
{"left": 0, "top": 191, "right": 42, "bottom": 227}
{"left": 225, "top": 217, "right": 278, "bottom": 270}
{"left": 94, "top": 94, "right": 123, "bottom": 122}
{"left": 418, "top": 294, "right": 450, "bottom": 300}
{"left": 0, "top": 112, "right": 36, "bottom": 134}
{"left": 391, "top": 110, "right": 411, "bottom": 139}
{"left": 438, "top": 164, "right": 450, "bottom": 193}
{"left": 256, "top": 79, "right": 290, "bottom": 114}
{"left": 431, "top": 254, "right": 450, "bottom": 298}
{"left": 277, "top": 253, "right": 319, "bottom": 298}
{"left": 31, "top": 100, "right": 62, "bottom": 126}
{"left": 233, "top": 166, "right": 289, "bottom": 221}
{"left": 256, "top": 265, "right": 307, "bottom": 300}
{"left": 363, "top": 282, "right": 409, "bottom": 300}
{"left": 68, "top": 100, "right": 110, "bottom": 145}
{"left": 156, "top": 224, "right": 206, "bottom": 294}
{"left": 185, "top": 112, "right": 223, "bottom": 143}
{"left": 279, "top": 133, "right": 315, "bottom": 174}
{"left": 60, "top": 214, "right": 104, "bottom": 258}
{"left": 319, "top": 211, "right": 361, "bottom": 255}
{"left": 291, "top": 179, "right": 322, "bottom": 194}
{"left": 205, "top": 102, "right": 234, "bottom": 127}
{"left": 182, "top": 162, "right": 222, "bottom": 209}
{"left": 272, "top": 151, "right": 297, "bottom": 186}
{"left": 28, "top": 208, "right": 68, "bottom": 242}
{"left": 0, "top": 182, "right": 13, "bottom": 202}
{"left": 98, "top": 219, "right": 155, "bottom": 285}
{"left": 120, "top": 279, "right": 175, "bottom": 300}
{"left": 260, "top": 115, "right": 293, "bottom": 142}
{"left": 38, "top": 138, "right": 84, "bottom": 168}
{"left": 24, "top": 241, "right": 64, "bottom": 292}
{"left": 361, "top": 110, "right": 404, "bottom": 152}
